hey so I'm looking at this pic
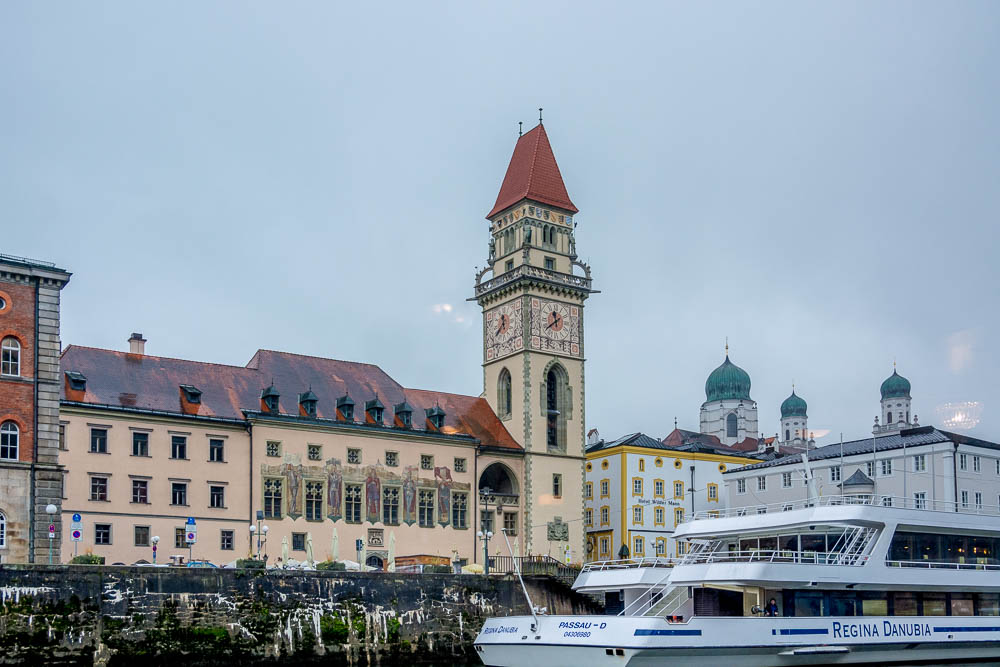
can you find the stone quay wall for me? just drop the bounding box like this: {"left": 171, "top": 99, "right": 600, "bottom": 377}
{"left": 0, "top": 565, "right": 602, "bottom": 665}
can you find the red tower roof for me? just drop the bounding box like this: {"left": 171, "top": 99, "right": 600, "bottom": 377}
{"left": 486, "top": 123, "right": 578, "bottom": 219}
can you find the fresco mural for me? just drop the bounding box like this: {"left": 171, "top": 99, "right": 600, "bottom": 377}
{"left": 260, "top": 456, "right": 470, "bottom": 527}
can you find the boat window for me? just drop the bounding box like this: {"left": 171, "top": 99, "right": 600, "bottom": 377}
{"left": 888, "top": 529, "right": 1000, "bottom": 565}
{"left": 952, "top": 593, "right": 975, "bottom": 616}
{"left": 922, "top": 593, "right": 947, "bottom": 616}
{"left": 891, "top": 592, "right": 918, "bottom": 616}
{"left": 978, "top": 594, "right": 1000, "bottom": 616}
{"left": 778, "top": 534, "right": 798, "bottom": 552}
{"left": 860, "top": 591, "right": 888, "bottom": 616}
{"left": 829, "top": 592, "right": 858, "bottom": 616}
{"left": 789, "top": 591, "right": 825, "bottom": 617}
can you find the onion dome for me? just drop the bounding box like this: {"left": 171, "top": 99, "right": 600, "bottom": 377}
{"left": 780, "top": 390, "right": 808, "bottom": 418}
{"left": 704, "top": 355, "right": 752, "bottom": 402}
{"left": 880, "top": 370, "right": 911, "bottom": 400}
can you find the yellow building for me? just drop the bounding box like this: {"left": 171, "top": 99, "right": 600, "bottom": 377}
{"left": 584, "top": 431, "right": 760, "bottom": 562}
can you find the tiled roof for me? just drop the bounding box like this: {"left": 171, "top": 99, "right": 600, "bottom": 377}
{"left": 486, "top": 124, "right": 578, "bottom": 219}
{"left": 725, "top": 426, "right": 999, "bottom": 473}
{"left": 661, "top": 428, "right": 763, "bottom": 457}
{"left": 586, "top": 432, "right": 668, "bottom": 453}
{"left": 60, "top": 346, "right": 521, "bottom": 451}
{"left": 840, "top": 469, "right": 874, "bottom": 487}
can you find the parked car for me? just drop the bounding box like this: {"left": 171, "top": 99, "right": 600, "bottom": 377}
{"left": 186, "top": 560, "right": 218, "bottom": 568}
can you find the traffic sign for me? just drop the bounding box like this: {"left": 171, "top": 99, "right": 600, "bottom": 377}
{"left": 71, "top": 529, "right": 82, "bottom": 542}
{"left": 72, "top": 513, "right": 82, "bottom": 523}
{"left": 186, "top": 517, "right": 196, "bottom": 525}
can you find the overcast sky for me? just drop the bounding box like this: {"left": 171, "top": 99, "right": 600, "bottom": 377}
{"left": 3, "top": 2, "right": 998, "bottom": 445}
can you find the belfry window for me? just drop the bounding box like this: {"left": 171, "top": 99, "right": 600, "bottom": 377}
{"left": 887, "top": 412, "right": 893, "bottom": 424}
{"left": 785, "top": 429, "right": 790, "bottom": 441}
{"left": 726, "top": 413, "right": 738, "bottom": 438}
{"left": 497, "top": 368, "right": 512, "bottom": 418}
{"left": 545, "top": 364, "right": 568, "bottom": 452}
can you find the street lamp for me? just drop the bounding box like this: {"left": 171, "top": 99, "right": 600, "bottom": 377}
{"left": 151, "top": 535, "right": 160, "bottom": 564}
{"left": 249, "top": 524, "right": 257, "bottom": 558}
{"left": 261, "top": 524, "right": 269, "bottom": 562}
{"left": 478, "top": 486, "right": 495, "bottom": 574}
{"left": 45, "top": 504, "right": 57, "bottom": 564}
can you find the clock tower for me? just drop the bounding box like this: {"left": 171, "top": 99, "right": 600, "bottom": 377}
{"left": 474, "top": 122, "right": 595, "bottom": 559}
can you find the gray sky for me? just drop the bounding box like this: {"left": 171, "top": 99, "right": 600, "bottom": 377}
{"left": 3, "top": 2, "right": 998, "bottom": 445}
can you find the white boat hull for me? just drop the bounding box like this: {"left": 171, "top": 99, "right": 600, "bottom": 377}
{"left": 474, "top": 615, "right": 1000, "bottom": 666}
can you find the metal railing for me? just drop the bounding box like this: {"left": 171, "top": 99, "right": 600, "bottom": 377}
{"left": 489, "top": 555, "right": 580, "bottom": 581}
{"left": 689, "top": 494, "right": 1000, "bottom": 522}
{"left": 643, "top": 585, "right": 691, "bottom": 617}
{"left": 679, "top": 549, "right": 871, "bottom": 567}
{"left": 580, "top": 557, "right": 677, "bottom": 573}
{"left": 474, "top": 263, "right": 592, "bottom": 296}
{"left": 886, "top": 559, "right": 1000, "bottom": 571}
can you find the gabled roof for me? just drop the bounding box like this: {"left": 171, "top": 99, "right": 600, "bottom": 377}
{"left": 661, "top": 428, "right": 763, "bottom": 457}
{"left": 839, "top": 469, "right": 874, "bottom": 488}
{"left": 726, "top": 426, "right": 1000, "bottom": 473}
{"left": 60, "top": 346, "right": 521, "bottom": 451}
{"left": 486, "top": 124, "right": 578, "bottom": 219}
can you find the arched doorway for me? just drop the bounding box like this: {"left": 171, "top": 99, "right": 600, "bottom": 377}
{"left": 365, "top": 554, "right": 384, "bottom": 570}
{"left": 479, "top": 462, "right": 518, "bottom": 496}
{"left": 478, "top": 462, "right": 519, "bottom": 538}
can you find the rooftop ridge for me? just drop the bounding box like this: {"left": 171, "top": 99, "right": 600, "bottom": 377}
{"left": 248, "top": 348, "right": 388, "bottom": 371}
{"left": 60, "top": 344, "right": 255, "bottom": 371}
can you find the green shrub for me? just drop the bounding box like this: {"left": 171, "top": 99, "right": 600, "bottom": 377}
{"left": 70, "top": 554, "right": 105, "bottom": 565}
{"left": 422, "top": 564, "right": 452, "bottom": 574}
{"left": 316, "top": 560, "right": 346, "bottom": 571}
{"left": 236, "top": 558, "right": 266, "bottom": 569}
{"left": 320, "top": 614, "right": 349, "bottom": 643}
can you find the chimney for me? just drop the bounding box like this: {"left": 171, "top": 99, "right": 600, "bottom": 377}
{"left": 128, "top": 332, "right": 147, "bottom": 355}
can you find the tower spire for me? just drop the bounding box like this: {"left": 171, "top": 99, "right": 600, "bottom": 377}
{"left": 725, "top": 337, "right": 729, "bottom": 356}
{"left": 538, "top": 107, "right": 543, "bottom": 124}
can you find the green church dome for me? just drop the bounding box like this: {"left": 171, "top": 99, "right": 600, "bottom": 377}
{"left": 780, "top": 390, "right": 808, "bottom": 418}
{"left": 880, "top": 370, "right": 911, "bottom": 400}
{"left": 705, "top": 355, "right": 752, "bottom": 402}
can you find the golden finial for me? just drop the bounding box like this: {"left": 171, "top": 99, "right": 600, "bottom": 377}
{"left": 725, "top": 337, "right": 729, "bottom": 356}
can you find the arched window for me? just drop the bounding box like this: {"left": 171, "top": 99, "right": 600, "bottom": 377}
{"left": 1, "top": 337, "right": 19, "bottom": 377}
{"left": 545, "top": 364, "right": 569, "bottom": 452}
{"left": 785, "top": 429, "right": 790, "bottom": 441}
{"left": 886, "top": 412, "right": 893, "bottom": 424}
{"left": 726, "top": 413, "right": 738, "bottom": 438}
{"left": 0, "top": 421, "right": 18, "bottom": 460}
{"left": 497, "top": 368, "right": 512, "bottom": 418}
{"left": 0, "top": 511, "right": 5, "bottom": 548}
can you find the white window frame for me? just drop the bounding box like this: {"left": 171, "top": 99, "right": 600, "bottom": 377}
{"left": 973, "top": 456, "right": 982, "bottom": 473}
{"left": 913, "top": 454, "right": 926, "bottom": 473}
{"left": 959, "top": 453, "right": 968, "bottom": 471}
{"left": 0, "top": 421, "right": 19, "bottom": 461}
{"left": 830, "top": 466, "right": 841, "bottom": 482}
{"left": 0, "top": 337, "right": 20, "bottom": 377}
{"left": 736, "top": 478, "right": 746, "bottom": 494}
{"left": 914, "top": 492, "right": 927, "bottom": 509}
{"left": 880, "top": 459, "right": 892, "bottom": 477}
{"left": 757, "top": 476, "right": 766, "bottom": 492}
{"left": 961, "top": 490, "right": 969, "bottom": 508}
{"left": 782, "top": 472, "right": 792, "bottom": 488}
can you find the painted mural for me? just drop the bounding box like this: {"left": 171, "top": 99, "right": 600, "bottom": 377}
{"left": 260, "top": 456, "right": 471, "bottom": 527}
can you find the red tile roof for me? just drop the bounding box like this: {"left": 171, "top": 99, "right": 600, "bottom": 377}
{"left": 60, "top": 346, "right": 521, "bottom": 451}
{"left": 486, "top": 123, "right": 578, "bottom": 219}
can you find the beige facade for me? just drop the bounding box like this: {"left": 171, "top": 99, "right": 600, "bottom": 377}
{"left": 60, "top": 406, "right": 248, "bottom": 564}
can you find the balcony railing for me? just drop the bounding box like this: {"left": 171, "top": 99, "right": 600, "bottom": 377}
{"left": 481, "top": 492, "right": 519, "bottom": 507}
{"left": 474, "top": 264, "right": 592, "bottom": 297}
{"left": 688, "top": 494, "right": 1000, "bottom": 522}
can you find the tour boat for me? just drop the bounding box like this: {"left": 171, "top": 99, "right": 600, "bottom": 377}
{"left": 474, "top": 492, "right": 1000, "bottom": 665}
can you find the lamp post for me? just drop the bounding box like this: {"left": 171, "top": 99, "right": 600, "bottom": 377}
{"left": 45, "top": 504, "right": 57, "bottom": 564}
{"left": 250, "top": 510, "right": 271, "bottom": 561}
{"left": 151, "top": 535, "right": 160, "bottom": 564}
{"left": 478, "top": 487, "right": 494, "bottom": 575}
{"left": 249, "top": 524, "right": 257, "bottom": 559}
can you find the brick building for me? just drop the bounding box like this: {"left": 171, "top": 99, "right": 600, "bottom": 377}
{"left": 0, "top": 253, "right": 71, "bottom": 563}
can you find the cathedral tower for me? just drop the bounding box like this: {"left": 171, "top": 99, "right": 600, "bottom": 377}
{"left": 474, "top": 122, "right": 594, "bottom": 559}
{"left": 700, "top": 347, "right": 758, "bottom": 445}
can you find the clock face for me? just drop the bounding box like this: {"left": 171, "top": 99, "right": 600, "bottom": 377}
{"left": 485, "top": 301, "right": 523, "bottom": 361}
{"left": 529, "top": 298, "right": 581, "bottom": 356}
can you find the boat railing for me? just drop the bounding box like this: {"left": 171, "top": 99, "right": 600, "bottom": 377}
{"left": 885, "top": 559, "right": 1000, "bottom": 571}
{"left": 687, "top": 494, "right": 1000, "bottom": 522}
{"left": 618, "top": 567, "right": 675, "bottom": 616}
{"left": 580, "top": 557, "right": 677, "bottom": 573}
{"left": 680, "top": 548, "right": 871, "bottom": 566}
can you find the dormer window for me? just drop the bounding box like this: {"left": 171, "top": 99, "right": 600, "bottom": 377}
{"left": 426, "top": 406, "right": 446, "bottom": 430}
{"left": 261, "top": 384, "right": 280, "bottom": 413}
{"left": 298, "top": 390, "right": 318, "bottom": 418}
{"left": 336, "top": 394, "right": 355, "bottom": 422}
{"left": 365, "top": 397, "right": 384, "bottom": 425}
{"left": 179, "top": 385, "right": 202, "bottom": 404}
{"left": 394, "top": 402, "right": 413, "bottom": 428}
{"left": 66, "top": 371, "right": 87, "bottom": 392}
